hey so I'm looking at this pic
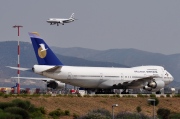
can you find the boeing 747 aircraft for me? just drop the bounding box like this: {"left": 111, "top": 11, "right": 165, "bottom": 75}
{"left": 8, "top": 32, "right": 174, "bottom": 94}
{"left": 47, "top": 13, "right": 76, "bottom": 26}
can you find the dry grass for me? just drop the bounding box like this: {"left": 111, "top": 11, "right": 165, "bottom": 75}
{"left": 0, "top": 95, "right": 179, "bottom": 119}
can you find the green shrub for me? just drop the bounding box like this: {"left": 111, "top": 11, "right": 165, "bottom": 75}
{"left": 43, "top": 94, "right": 51, "bottom": 98}
{"left": 93, "top": 94, "right": 100, "bottom": 97}
{"left": 38, "top": 107, "right": 46, "bottom": 114}
{"left": 122, "top": 95, "right": 135, "bottom": 98}
{"left": 169, "top": 113, "right": 180, "bottom": 118}
{"left": 64, "top": 110, "right": 70, "bottom": 115}
{"left": 34, "top": 94, "right": 41, "bottom": 96}
{"left": 77, "top": 94, "right": 82, "bottom": 97}
{"left": 112, "top": 94, "right": 120, "bottom": 98}
{"left": 28, "top": 106, "right": 46, "bottom": 118}
{"left": 73, "top": 113, "right": 79, "bottom": 119}
{"left": 63, "top": 94, "right": 68, "bottom": 97}
{"left": 79, "top": 113, "right": 111, "bottom": 119}
{"left": 0, "top": 102, "right": 14, "bottom": 110}
{"left": 150, "top": 94, "right": 156, "bottom": 98}
{"left": 157, "top": 108, "right": 170, "bottom": 119}
{"left": 166, "top": 94, "right": 170, "bottom": 97}
{"left": 102, "top": 95, "right": 109, "bottom": 98}
{"left": 92, "top": 108, "right": 111, "bottom": 116}
{"left": 30, "top": 108, "right": 46, "bottom": 119}
{"left": 68, "top": 94, "right": 75, "bottom": 97}
{"left": 0, "top": 112, "right": 23, "bottom": 119}
{"left": 148, "top": 98, "right": 159, "bottom": 106}
{"left": 136, "top": 106, "right": 142, "bottom": 113}
{"left": 0, "top": 99, "right": 46, "bottom": 119}
{"left": 115, "top": 111, "right": 150, "bottom": 119}
{"left": 57, "top": 94, "right": 62, "bottom": 97}
{"left": 28, "top": 104, "right": 37, "bottom": 112}
{"left": 49, "top": 110, "right": 61, "bottom": 117}
{"left": 78, "top": 108, "right": 111, "bottom": 119}
{"left": 12, "top": 99, "right": 31, "bottom": 110}
{"left": 160, "top": 95, "right": 165, "bottom": 98}
{"left": 172, "top": 94, "right": 180, "bottom": 97}
{"left": 20, "top": 94, "right": 28, "bottom": 97}
{"left": 4, "top": 107, "right": 29, "bottom": 119}
{"left": 0, "top": 92, "right": 4, "bottom": 96}
{"left": 3, "top": 94, "right": 8, "bottom": 98}
{"left": 84, "top": 94, "right": 91, "bottom": 97}
{"left": 49, "top": 108, "right": 65, "bottom": 117}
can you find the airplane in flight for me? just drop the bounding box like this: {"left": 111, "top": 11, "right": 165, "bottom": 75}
{"left": 46, "top": 13, "right": 76, "bottom": 26}
{"left": 7, "top": 32, "right": 174, "bottom": 94}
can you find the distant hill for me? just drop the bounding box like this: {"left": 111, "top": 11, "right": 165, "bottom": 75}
{"left": 51, "top": 47, "right": 180, "bottom": 84}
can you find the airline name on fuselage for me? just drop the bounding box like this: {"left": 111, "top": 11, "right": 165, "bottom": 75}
{"left": 134, "top": 70, "right": 158, "bottom": 73}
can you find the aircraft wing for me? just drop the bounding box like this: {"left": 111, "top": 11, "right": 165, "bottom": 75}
{"left": 62, "top": 20, "right": 70, "bottom": 23}
{"left": 7, "top": 65, "right": 62, "bottom": 73}
{"left": 11, "top": 77, "right": 55, "bottom": 82}
{"left": 59, "top": 20, "right": 64, "bottom": 24}
{"left": 122, "top": 75, "right": 160, "bottom": 86}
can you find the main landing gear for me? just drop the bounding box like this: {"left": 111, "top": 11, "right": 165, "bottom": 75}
{"left": 95, "top": 89, "right": 115, "bottom": 94}
{"left": 121, "top": 89, "right": 130, "bottom": 94}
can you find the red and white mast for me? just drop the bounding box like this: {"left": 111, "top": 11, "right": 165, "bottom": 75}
{"left": 13, "top": 25, "right": 23, "bottom": 94}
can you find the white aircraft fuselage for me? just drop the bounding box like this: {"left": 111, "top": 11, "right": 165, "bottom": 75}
{"left": 47, "top": 13, "right": 75, "bottom": 26}
{"left": 33, "top": 65, "right": 173, "bottom": 91}
{"left": 47, "top": 18, "right": 74, "bottom": 23}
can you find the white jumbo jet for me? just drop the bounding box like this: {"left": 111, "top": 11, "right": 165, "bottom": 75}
{"left": 7, "top": 32, "right": 174, "bottom": 94}
{"left": 46, "top": 13, "right": 76, "bottom": 26}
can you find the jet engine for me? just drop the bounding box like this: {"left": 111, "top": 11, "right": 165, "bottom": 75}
{"left": 143, "top": 80, "right": 165, "bottom": 91}
{"left": 47, "top": 81, "right": 65, "bottom": 89}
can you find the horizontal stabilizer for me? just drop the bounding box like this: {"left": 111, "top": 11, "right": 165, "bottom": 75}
{"left": 6, "top": 66, "right": 32, "bottom": 72}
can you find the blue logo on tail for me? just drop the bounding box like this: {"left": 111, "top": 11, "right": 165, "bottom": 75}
{"left": 29, "top": 32, "right": 63, "bottom": 65}
{"left": 38, "top": 43, "right": 48, "bottom": 58}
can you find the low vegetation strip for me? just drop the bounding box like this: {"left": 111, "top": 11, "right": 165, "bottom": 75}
{"left": 0, "top": 94, "right": 180, "bottom": 118}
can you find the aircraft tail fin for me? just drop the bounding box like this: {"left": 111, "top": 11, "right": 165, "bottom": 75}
{"left": 29, "top": 32, "right": 63, "bottom": 65}
{"left": 70, "top": 13, "right": 75, "bottom": 19}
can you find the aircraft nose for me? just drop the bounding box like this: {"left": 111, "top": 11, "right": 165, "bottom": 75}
{"left": 168, "top": 72, "right": 174, "bottom": 82}
{"left": 171, "top": 75, "right": 174, "bottom": 82}
{"left": 46, "top": 20, "right": 50, "bottom": 22}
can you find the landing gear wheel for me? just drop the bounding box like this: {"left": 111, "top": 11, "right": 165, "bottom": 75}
{"left": 156, "top": 91, "right": 161, "bottom": 94}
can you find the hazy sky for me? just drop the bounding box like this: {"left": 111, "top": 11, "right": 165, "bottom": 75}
{"left": 1, "top": 0, "right": 180, "bottom": 55}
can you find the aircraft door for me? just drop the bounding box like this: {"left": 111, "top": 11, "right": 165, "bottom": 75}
{"left": 67, "top": 72, "right": 73, "bottom": 79}
{"left": 100, "top": 73, "right": 103, "bottom": 80}
{"left": 120, "top": 73, "right": 124, "bottom": 81}
{"left": 161, "top": 68, "right": 164, "bottom": 79}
